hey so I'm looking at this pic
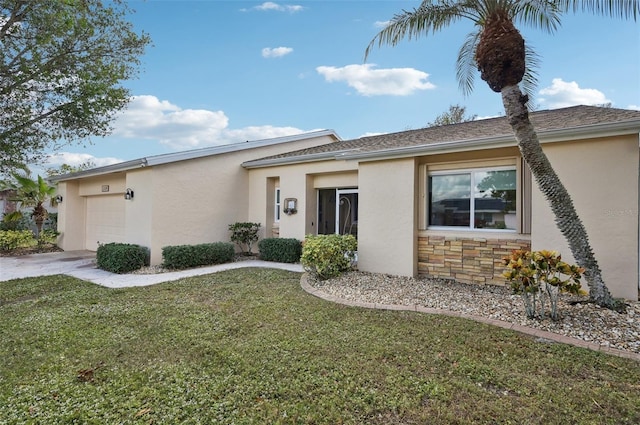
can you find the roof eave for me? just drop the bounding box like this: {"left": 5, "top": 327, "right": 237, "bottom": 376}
{"left": 48, "top": 158, "right": 148, "bottom": 182}
{"left": 339, "top": 119, "right": 640, "bottom": 162}
{"left": 50, "top": 129, "right": 341, "bottom": 181}
{"left": 242, "top": 149, "right": 353, "bottom": 169}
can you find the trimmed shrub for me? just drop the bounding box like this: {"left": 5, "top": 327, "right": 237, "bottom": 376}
{"left": 0, "top": 229, "right": 34, "bottom": 251}
{"left": 229, "top": 222, "right": 261, "bottom": 254}
{"left": 162, "top": 242, "right": 234, "bottom": 270}
{"left": 258, "top": 238, "right": 302, "bottom": 263}
{"left": 301, "top": 234, "right": 357, "bottom": 280}
{"left": 96, "top": 243, "right": 148, "bottom": 274}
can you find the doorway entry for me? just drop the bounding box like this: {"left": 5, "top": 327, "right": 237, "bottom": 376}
{"left": 317, "top": 188, "right": 358, "bottom": 237}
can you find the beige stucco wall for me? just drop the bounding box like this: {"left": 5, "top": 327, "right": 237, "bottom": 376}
{"left": 144, "top": 135, "right": 339, "bottom": 265}
{"left": 78, "top": 174, "right": 126, "bottom": 196}
{"left": 357, "top": 158, "right": 418, "bottom": 277}
{"left": 531, "top": 135, "right": 639, "bottom": 300}
{"left": 125, "top": 168, "right": 153, "bottom": 251}
{"left": 56, "top": 180, "right": 85, "bottom": 251}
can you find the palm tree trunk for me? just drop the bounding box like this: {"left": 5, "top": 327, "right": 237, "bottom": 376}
{"left": 501, "top": 85, "right": 622, "bottom": 311}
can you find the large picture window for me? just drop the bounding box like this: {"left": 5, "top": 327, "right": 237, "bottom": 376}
{"left": 428, "top": 167, "right": 516, "bottom": 230}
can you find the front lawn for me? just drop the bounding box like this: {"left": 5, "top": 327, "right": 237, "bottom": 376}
{"left": 1, "top": 269, "right": 639, "bottom": 424}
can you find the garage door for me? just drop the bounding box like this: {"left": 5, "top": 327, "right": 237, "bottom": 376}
{"left": 85, "top": 195, "right": 125, "bottom": 251}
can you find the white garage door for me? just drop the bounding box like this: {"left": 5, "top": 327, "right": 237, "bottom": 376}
{"left": 85, "top": 195, "right": 125, "bottom": 251}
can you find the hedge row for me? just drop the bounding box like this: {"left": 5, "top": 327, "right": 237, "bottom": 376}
{"left": 162, "top": 242, "right": 235, "bottom": 270}
{"left": 258, "top": 238, "right": 302, "bottom": 263}
{"left": 96, "top": 243, "right": 148, "bottom": 274}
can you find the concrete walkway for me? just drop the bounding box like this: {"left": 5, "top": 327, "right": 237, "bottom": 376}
{"left": 0, "top": 250, "right": 303, "bottom": 288}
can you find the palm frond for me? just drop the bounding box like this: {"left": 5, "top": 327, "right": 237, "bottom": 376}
{"left": 521, "top": 42, "right": 542, "bottom": 108}
{"left": 556, "top": 0, "right": 639, "bottom": 20}
{"left": 455, "top": 30, "right": 481, "bottom": 96}
{"left": 512, "top": 0, "right": 562, "bottom": 31}
{"left": 365, "top": 1, "right": 468, "bottom": 61}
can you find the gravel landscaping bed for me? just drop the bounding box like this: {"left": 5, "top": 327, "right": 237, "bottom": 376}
{"left": 309, "top": 271, "right": 640, "bottom": 354}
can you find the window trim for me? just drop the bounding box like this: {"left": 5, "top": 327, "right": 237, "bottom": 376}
{"left": 428, "top": 165, "right": 517, "bottom": 232}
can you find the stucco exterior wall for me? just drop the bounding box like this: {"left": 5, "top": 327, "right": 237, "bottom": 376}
{"left": 357, "top": 158, "right": 417, "bottom": 277}
{"left": 531, "top": 135, "right": 639, "bottom": 300}
{"left": 125, "top": 169, "right": 153, "bottom": 251}
{"left": 56, "top": 181, "right": 85, "bottom": 251}
{"left": 144, "top": 135, "right": 338, "bottom": 265}
{"left": 78, "top": 174, "right": 126, "bottom": 196}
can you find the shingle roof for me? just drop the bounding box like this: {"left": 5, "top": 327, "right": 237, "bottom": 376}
{"left": 242, "top": 105, "right": 640, "bottom": 167}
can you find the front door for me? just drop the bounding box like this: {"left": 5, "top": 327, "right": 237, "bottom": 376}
{"left": 317, "top": 188, "right": 358, "bottom": 237}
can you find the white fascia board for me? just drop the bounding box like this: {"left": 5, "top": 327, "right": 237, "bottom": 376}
{"left": 241, "top": 149, "right": 357, "bottom": 168}
{"left": 48, "top": 158, "right": 148, "bottom": 182}
{"left": 50, "top": 129, "right": 340, "bottom": 181}
{"left": 145, "top": 129, "right": 340, "bottom": 167}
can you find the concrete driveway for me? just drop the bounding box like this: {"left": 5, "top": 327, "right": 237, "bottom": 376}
{"left": 0, "top": 250, "right": 303, "bottom": 288}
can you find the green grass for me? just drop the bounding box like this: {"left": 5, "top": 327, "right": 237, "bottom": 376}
{"left": 1, "top": 269, "right": 639, "bottom": 424}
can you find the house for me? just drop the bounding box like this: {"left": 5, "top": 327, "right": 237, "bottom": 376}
{"left": 52, "top": 106, "right": 640, "bottom": 300}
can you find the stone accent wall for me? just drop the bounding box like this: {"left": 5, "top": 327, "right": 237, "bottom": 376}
{"left": 418, "top": 235, "right": 531, "bottom": 286}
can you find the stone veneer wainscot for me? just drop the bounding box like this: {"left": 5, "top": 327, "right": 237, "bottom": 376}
{"left": 418, "top": 235, "right": 531, "bottom": 285}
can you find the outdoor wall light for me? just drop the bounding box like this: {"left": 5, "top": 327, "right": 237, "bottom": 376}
{"left": 283, "top": 198, "right": 297, "bottom": 215}
{"left": 124, "top": 188, "right": 134, "bottom": 200}
{"left": 55, "top": 195, "right": 63, "bottom": 203}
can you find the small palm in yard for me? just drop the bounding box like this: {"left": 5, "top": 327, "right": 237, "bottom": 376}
{"left": 1, "top": 270, "right": 639, "bottom": 424}
{"left": 365, "top": 0, "right": 639, "bottom": 311}
{"left": 0, "top": 171, "right": 57, "bottom": 237}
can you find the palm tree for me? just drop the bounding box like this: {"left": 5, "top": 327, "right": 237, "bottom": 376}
{"left": 366, "top": 0, "right": 638, "bottom": 311}
{"left": 0, "top": 172, "right": 57, "bottom": 237}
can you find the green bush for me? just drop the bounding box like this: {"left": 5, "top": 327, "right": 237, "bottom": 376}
{"left": 258, "top": 238, "right": 302, "bottom": 263}
{"left": 0, "top": 229, "right": 34, "bottom": 250}
{"left": 162, "top": 242, "right": 235, "bottom": 270}
{"left": 301, "top": 234, "right": 357, "bottom": 280}
{"left": 0, "top": 212, "right": 31, "bottom": 231}
{"left": 229, "top": 222, "right": 261, "bottom": 254}
{"left": 37, "top": 229, "right": 59, "bottom": 247}
{"left": 96, "top": 243, "right": 148, "bottom": 274}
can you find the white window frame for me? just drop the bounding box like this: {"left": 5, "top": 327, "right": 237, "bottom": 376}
{"left": 274, "top": 188, "right": 281, "bottom": 222}
{"left": 428, "top": 165, "right": 517, "bottom": 232}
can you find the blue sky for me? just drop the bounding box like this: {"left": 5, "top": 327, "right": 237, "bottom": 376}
{"left": 45, "top": 0, "right": 640, "bottom": 169}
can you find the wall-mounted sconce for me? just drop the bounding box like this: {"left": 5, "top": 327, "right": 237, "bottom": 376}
{"left": 55, "top": 195, "right": 63, "bottom": 203}
{"left": 283, "top": 198, "right": 297, "bottom": 215}
{"left": 124, "top": 188, "right": 134, "bottom": 200}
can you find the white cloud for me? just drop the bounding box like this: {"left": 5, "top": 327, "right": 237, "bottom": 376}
{"left": 111, "top": 95, "right": 308, "bottom": 150}
{"left": 262, "top": 46, "right": 293, "bottom": 58}
{"left": 538, "top": 78, "right": 611, "bottom": 108}
{"left": 316, "top": 64, "right": 435, "bottom": 96}
{"left": 374, "top": 20, "right": 390, "bottom": 29}
{"left": 627, "top": 104, "right": 640, "bottom": 110}
{"left": 245, "top": 2, "right": 304, "bottom": 13}
{"left": 45, "top": 152, "right": 122, "bottom": 168}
